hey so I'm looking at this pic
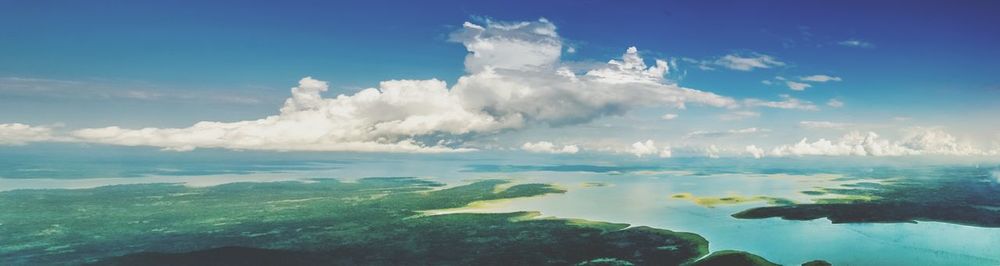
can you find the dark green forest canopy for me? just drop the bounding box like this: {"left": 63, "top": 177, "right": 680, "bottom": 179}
{"left": 1, "top": 177, "right": 782, "bottom": 265}
{"left": 733, "top": 166, "right": 1000, "bottom": 227}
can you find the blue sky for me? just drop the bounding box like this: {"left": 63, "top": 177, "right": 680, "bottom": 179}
{"left": 1, "top": 0, "right": 998, "bottom": 158}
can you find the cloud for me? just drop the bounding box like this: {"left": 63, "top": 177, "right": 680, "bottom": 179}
{"left": 629, "top": 139, "right": 671, "bottom": 158}
{"left": 745, "top": 145, "right": 765, "bottom": 159}
{"left": 451, "top": 19, "right": 562, "bottom": 73}
{"left": 764, "top": 129, "right": 996, "bottom": 157}
{"left": 0, "top": 123, "right": 57, "bottom": 145}
{"left": 72, "top": 77, "right": 489, "bottom": 153}
{"left": 521, "top": 141, "right": 579, "bottom": 154}
{"left": 714, "top": 53, "right": 785, "bottom": 71}
{"left": 744, "top": 94, "right": 819, "bottom": 111}
{"left": 826, "top": 99, "right": 844, "bottom": 108}
{"left": 838, "top": 39, "right": 874, "bottom": 48}
{"left": 799, "top": 121, "right": 851, "bottom": 129}
{"left": 718, "top": 111, "right": 760, "bottom": 121}
{"left": 685, "top": 127, "right": 766, "bottom": 139}
{"left": 705, "top": 145, "right": 720, "bottom": 159}
{"left": 800, "top": 75, "right": 842, "bottom": 82}
{"left": 661, "top": 113, "right": 679, "bottom": 120}
{"left": 764, "top": 75, "right": 841, "bottom": 91}
{"left": 785, "top": 81, "right": 812, "bottom": 91}
{"left": 680, "top": 57, "right": 716, "bottom": 71}
{"left": 0, "top": 77, "right": 263, "bottom": 105}
{"left": 67, "top": 18, "right": 738, "bottom": 153}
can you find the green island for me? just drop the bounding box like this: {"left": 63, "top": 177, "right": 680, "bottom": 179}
{"left": 1, "top": 177, "right": 800, "bottom": 265}
{"left": 687, "top": 250, "right": 778, "bottom": 266}
{"left": 670, "top": 193, "right": 794, "bottom": 208}
{"left": 732, "top": 167, "right": 1000, "bottom": 227}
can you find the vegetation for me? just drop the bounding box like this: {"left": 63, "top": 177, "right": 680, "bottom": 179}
{"left": 733, "top": 166, "right": 1000, "bottom": 227}
{"left": 671, "top": 193, "right": 794, "bottom": 208}
{"left": 801, "top": 260, "right": 832, "bottom": 266}
{"left": 1, "top": 177, "right": 756, "bottom": 265}
{"left": 685, "top": 250, "right": 778, "bottom": 266}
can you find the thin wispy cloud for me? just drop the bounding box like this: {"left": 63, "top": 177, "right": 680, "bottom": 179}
{"left": 744, "top": 94, "right": 819, "bottom": 111}
{"left": 713, "top": 53, "right": 785, "bottom": 71}
{"left": 800, "top": 75, "right": 842, "bottom": 82}
{"left": 718, "top": 111, "right": 761, "bottom": 121}
{"left": 0, "top": 77, "right": 264, "bottom": 105}
{"left": 838, "top": 39, "right": 874, "bottom": 48}
{"left": 685, "top": 127, "right": 767, "bottom": 139}
{"left": 681, "top": 53, "right": 784, "bottom": 72}
{"left": 799, "top": 121, "right": 851, "bottom": 129}
{"left": 827, "top": 99, "right": 845, "bottom": 108}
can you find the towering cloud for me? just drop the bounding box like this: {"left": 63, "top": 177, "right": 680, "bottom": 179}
{"left": 68, "top": 18, "right": 736, "bottom": 152}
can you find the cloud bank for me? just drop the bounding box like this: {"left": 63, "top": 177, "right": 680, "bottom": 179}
{"left": 65, "top": 18, "right": 736, "bottom": 152}
{"left": 761, "top": 129, "right": 997, "bottom": 157}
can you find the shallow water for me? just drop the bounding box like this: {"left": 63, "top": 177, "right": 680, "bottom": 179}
{"left": 445, "top": 171, "right": 1000, "bottom": 265}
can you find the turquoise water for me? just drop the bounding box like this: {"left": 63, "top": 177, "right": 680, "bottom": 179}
{"left": 2, "top": 145, "right": 999, "bottom": 265}
{"left": 445, "top": 171, "right": 1000, "bottom": 265}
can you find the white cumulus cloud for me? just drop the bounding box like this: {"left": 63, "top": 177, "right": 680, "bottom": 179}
{"left": 629, "top": 139, "right": 671, "bottom": 158}
{"left": 521, "top": 141, "right": 579, "bottom": 154}
{"left": 705, "top": 145, "right": 721, "bottom": 159}
{"left": 745, "top": 145, "right": 765, "bottom": 159}
{"left": 0, "top": 123, "right": 57, "bottom": 145}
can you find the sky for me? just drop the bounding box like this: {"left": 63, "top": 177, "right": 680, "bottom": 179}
{"left": 1, "top": 0, "right": 999, "bottom": 158}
